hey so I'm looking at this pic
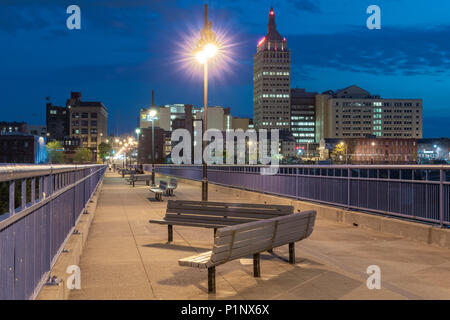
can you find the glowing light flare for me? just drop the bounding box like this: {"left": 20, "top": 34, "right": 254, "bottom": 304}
{"left": 270, "top": 9, "right": 274, "bottom": 16}
{"left": 257, "top": 37, "right": 266, "bottom": 47}
{"left": 173, "top": 20, "right": 239, "bottom": 83}
{"left": 204, "top": 43, "right": 218, "bottom": 58}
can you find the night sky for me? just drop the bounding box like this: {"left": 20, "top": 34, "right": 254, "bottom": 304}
{"left": 1, "top": 0, "right": 449, "bottom": 137}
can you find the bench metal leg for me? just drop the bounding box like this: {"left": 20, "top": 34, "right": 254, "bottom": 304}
{"left": 146, "top": 180, "right": 149, "bottom": 186}
{"left": 289, "top": 243, "right": 295, "bottom": 264}
{"left": 253, "top": 253, "right": 261, "bottom": 277}
{"left": 208, "top": 267, "right": 216, "bottom": 294}
{"left": 132, "top": 180, "right": 135, "bottom": 187}
{"left": 213, "top": 228, "right": 217, "bottom": 237}
{"left": 168, "top": 225, "right": 173, "bottom": 242}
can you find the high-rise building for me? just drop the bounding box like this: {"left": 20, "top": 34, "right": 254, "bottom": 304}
{"left": 253, "top": 7, "right": 291, "bottom": 130}
{"left": 316, "top": 85, "right": 423, "bottom": 142}
{"left": 290, "top": 88, "right": 317, "bottom": 144}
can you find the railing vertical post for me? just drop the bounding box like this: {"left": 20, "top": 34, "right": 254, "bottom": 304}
{"left": 9, "top": 180, "right": 15, "bottom": 217}
{"left": 31, "top": 178, "right": 35, "bottom": 205}
{"left": 347, "top": 167, "right": 350, "bottom": 209}
{"left": 21, "top": 179, "right": 26, "bottom": 210}
{"left": 440, "top": 169, "right": 444, "bottom": 227}
{"left": 39, "top": 177, "right": 43, "bottom": 201}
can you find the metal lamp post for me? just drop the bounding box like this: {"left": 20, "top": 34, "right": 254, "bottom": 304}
{"left": 148, "top": 109, "right": 157, "bottom": 186}
{"left": 194, "top": 4, "right": 219, "bottom": 201}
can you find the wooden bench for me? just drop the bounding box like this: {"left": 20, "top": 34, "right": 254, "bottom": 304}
{"left": 179, "top": 210, "right": 316, "bottom": 293}
{"left": 127, "top": 174, "right": 153, "bottom": 187}
{"left": 149, "top": 200, "right": 293, "bottom": 242}
{"left": 121, "top": 169, "right": 137, "bottom": 178}
{"left": 166, "top": 178, "right": 177, "bottom": 196}
{"left": 150, "top": 180, "right": 168, "bottom": 201}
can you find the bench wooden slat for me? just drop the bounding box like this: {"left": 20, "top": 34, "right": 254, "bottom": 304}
{"left": 168, "top": 200, "right": 293, "bottom": 211}
{"left": 166, "top": 207, "right": 289, "bottom": 219}
{"left": 213, "top": 233, "right": 274, "bottom": 255}
{"left": 149, "top": 219, "right": 226, "bottom": 229}
{"left": 216, "top": 211, "right": 315, "bottom": 237}
{"left": 213, "top": 223, "right": 274, "bottom": 246}
{"left": 164, "top": 213, "right": 257, "bottom": 224}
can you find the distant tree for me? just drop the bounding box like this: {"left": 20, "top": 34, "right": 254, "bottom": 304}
{"left": 74, "top": 147, "right": 93, "bottom": 164}
{"left": 331, "top": 141, "right": 354, "bottom": 163}
{"left": 98, "top": 142, "right": 112, "bottom": 163}
{"left": 46, "top": 141, "right": 66, "bottom": 164}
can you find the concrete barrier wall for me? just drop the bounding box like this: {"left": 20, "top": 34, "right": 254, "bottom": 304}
{"left": 157, "top": 173, "right": 450, "bottom": 249}
{"left": 36, "top": 181, "right": 102, "bottom": 300}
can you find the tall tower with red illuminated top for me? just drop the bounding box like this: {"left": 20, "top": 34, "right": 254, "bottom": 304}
{"left": 253, "top": 7, "right": 291, "bottom": 130}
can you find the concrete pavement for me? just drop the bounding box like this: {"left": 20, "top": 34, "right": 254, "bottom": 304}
{"left": 69, "top": 172, "right": 450, "bottom": 300}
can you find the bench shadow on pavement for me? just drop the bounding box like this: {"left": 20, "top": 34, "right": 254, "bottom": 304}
{"left": 142, "top": 242, "right": 210, "bottom": 252}
{"left": 156, "top": 260, "right": 359, "bottom": 298}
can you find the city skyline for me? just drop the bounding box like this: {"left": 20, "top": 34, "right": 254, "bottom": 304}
{"left": 1, "top": 0, "right": 450, "bottom": 137}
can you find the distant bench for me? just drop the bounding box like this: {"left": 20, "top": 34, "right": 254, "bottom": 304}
{"left": 126, "top": 174, "right": 153, "bottom": 187}
{"left": 120, "top": 169, "right": 137, "bottom": 178}
{"left": 166, "top": 178, "right": 178, "bottom": 196}
{"left": 150, "top": 180, "right": 168, "bottom": 201}
{"left": 149, "top": 200, "right": 294, "bottom": 242}
{"left": 179, "top": 210, "right": 316, "bottom": 293}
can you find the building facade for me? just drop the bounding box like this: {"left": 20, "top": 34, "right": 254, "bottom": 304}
{"left": 0, "top": 133, "right": 47, "bottom": 164}
{"left": 137, "top": 127, "right": 166, "bottom": 164}
{"left": 418, "top": 138, "right": 450, "bottom": 163}
{"left": 27, "top": 125, "right": 47, "bottom": 137}
{"left": 316, "top": 85, "right": 423, "bottom": 142}
{"left": 67, "top": 92, "right": 108, "bottom": 160}
{"left": 46, "top": 103, "right": 69, "bottom": 141}
{"left": 290, "top": 88, "right": 316, "bottom": 144}
{"left": 253, "top": 7, "right": 291, "bottom": 130}
{"left": 322, "top": 137, "right": 418, "bottom": 164}
{"left": 0, "top": 121, "right": 27, "bottom": 135}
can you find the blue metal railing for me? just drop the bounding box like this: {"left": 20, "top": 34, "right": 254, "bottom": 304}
{"left": 152, "top": 164, "right": 450, "bottom": 227}
{"left": 0, "top": 164, "right": 106, "bottom": 300}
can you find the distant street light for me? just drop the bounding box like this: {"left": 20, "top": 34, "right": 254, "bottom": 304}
{"left": 193, "top": 4, "right": 220, "bottom": 201}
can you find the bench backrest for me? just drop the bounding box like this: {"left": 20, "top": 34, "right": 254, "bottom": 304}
{"left": 210, "top": 211, "right": 316, "bottom": 265}
{"left": 166, "top": 200, "right": 293, "bottom": 225}
{"left": 169, "top": 178, "right": 177, "bottom": 187}
{"left": 159, "top": 180, "right": 168, "bottom": 190}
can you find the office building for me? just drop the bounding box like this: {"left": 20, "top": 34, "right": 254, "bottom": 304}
{"left": 253, "top": 7, "right": 291, "bottom": 130}
{"left": 67, "top": 92, "right": 108, "bottom": 160}
{"left": 316, "top": 85, "right": 423, "bottom": 142}
{"left": 290, "top": 88, "right": 317, "bottom": 144}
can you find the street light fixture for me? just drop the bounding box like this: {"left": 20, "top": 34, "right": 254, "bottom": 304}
{"left": 193, "top": 4, "right": 220, "bottom": 201}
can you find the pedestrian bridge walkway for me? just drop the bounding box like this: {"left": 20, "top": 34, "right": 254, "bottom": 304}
{"left": 68, "top": 172, "right": 450, "bottom": 300}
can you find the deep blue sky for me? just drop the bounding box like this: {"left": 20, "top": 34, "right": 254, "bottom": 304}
{"left": 1, "top": 0, "right": 449, "bottom": 137}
